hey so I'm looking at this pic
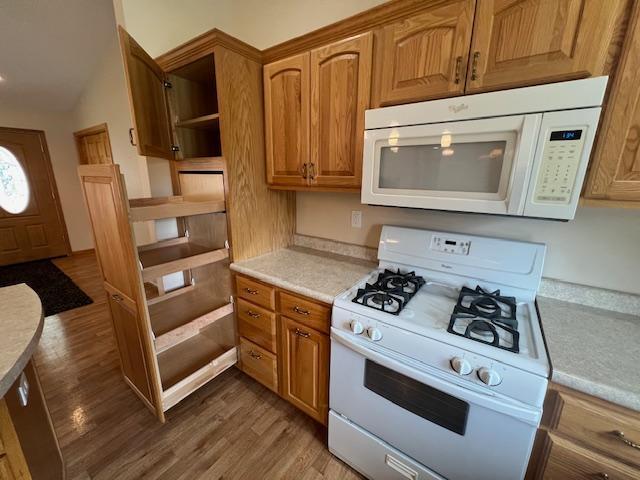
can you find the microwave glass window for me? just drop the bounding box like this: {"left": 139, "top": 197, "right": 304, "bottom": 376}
{"left": 379, "top": 140, "right": 508, "bottom": 193}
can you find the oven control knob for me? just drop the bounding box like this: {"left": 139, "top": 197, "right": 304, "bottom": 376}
{"left": 477, "top": 367, "right": 502, "bottom": 386}
{"left": 367, "top": 327, "right": 382, "bottom": 341}
{"left": 349, "top": 320, "right": 364, "bottom": 335}
{"left": 450, "top": 357, "right": 472, "bottom": 376}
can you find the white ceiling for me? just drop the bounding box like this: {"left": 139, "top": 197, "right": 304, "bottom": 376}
{"left": 0, "top": 0, "right": 116, "bottom": 111}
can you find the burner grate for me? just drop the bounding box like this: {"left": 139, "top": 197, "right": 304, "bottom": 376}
{"left": 447, "top": 286, "right": 520, "bottom": 353}
{"left": 352, "top": 269, "right": 425, "bottom": 315}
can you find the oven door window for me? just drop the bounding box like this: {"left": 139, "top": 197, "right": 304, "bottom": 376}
{"left": 375, "top": 131, "right": 516, "bottom": 200}
{"left": 364, "top": 359, "right": 469, "bottom": 435}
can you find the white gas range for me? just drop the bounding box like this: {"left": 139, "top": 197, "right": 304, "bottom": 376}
{"left": 328, "top": 226, "right": 551, "bottom": 480}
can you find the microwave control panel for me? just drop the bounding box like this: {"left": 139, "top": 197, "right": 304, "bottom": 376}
{"left": 533, "top": 129, "right": 586, "bottom": 203}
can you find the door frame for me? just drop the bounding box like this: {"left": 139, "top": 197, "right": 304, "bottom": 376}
{"left": 73, "top": 122, "right": 113, "bottom": 165}
{"left": 0, "top": 126, "right": 71, "bottom": 257}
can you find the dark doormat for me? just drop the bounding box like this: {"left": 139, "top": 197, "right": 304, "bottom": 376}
{"left": 0, "top": 259, "right": 93, "bottom": 316}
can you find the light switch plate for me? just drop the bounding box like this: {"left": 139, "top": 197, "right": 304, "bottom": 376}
{"left": 351, "top": 210, "right": 362, "bottom": 228}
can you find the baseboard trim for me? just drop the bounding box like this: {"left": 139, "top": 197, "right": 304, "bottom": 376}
{"left": 71, "top": 248, "right": 95, "bottom": 256}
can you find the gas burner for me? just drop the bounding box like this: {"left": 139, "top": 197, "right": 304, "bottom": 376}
{"left": 447, "top": 286, "right": 520, "bottom": 352}
{"left": 374, "top": 269, "right": 426, "bottom": 295}
{"left": 352, "top": 282, "right": 414, "bottom": 315}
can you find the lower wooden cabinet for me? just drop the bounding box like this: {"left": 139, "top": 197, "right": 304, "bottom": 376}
{"left": 279, "top": 316, "right": 329, "bottom": 425}
{"left": 527, "top": 383, "right": 640, "bottom": 479}
{"left": 235, "top": 274, "right": 330, "bottom": 425}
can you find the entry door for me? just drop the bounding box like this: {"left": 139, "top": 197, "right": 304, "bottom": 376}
{"left": 0, "top": 128, "right": 69, "bottom": 266}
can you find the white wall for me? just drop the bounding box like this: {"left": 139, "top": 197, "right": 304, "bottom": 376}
{"left": 297, "top": 193, "right": 640, "bottom": 294}
{"left": 0, "top": 106, "right": 93, "bottom": 251}
{"left": 115, "top": 0, "right": 387, "bottom": 56}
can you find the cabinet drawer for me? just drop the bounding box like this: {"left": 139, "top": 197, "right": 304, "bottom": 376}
{"left": 278, "top": 291, "right": 330, "bottom": 333}
{"left": 236, "top": 276, "right": 275, "bottom": 310}
{"left": 542, "top": 433, "right": 640, "bottom": 480}
{"left": 239, "top": 338, "right": 278, "bottom": 393}
{"left": 236, "top": 298, "right": 277, "bottom": 353}
{"left": 553, "top": 390, "right": 640, "bottom": 468}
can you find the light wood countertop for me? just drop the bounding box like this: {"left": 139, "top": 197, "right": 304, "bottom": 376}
{"left": 0, "top": 284, "right": 43, "bottom": 397}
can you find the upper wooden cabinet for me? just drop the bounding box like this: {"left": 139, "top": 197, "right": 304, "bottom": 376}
{"left": 119, "top": 27, "right": 174, "bottom": 159}
{"left": 466, "top": 0, "right": 628, "bottom": 93}
{"left": 583, "top": 0, "right": 640, "bottom": 203}
{"left": 310, "top": 33, "right": 373, "bottom": 188}
{"left": 374, "top": 0, "right": 475, "bottom": 106}
{"left": 263, "top": 53, "right": 310, "bottom": 186}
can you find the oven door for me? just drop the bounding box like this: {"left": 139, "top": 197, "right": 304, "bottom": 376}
{"left": 329, "top": 329, "right": 540, "bottom": 480}
{"left": 361, "top": 114, "right": 541, "bottom": 215}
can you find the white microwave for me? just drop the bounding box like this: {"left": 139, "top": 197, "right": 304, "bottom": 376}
{"left": 361, "top": 77, "right": 608, "bottom": 220}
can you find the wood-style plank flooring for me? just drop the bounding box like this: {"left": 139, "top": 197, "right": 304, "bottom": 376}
{"left": 32, "top": 252, "right": 361, "bottom": 479}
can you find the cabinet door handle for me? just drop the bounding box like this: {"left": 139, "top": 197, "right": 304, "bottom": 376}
{"left": 597, "top": 474, "right": 609, "bottom": 480}
{"left": 471, "top": 51, "right": 480, "bottom": 81}
{"left": 249, "top": 350, "right": 262, "bottom": 360}
{"left": 128, "top": 128, "right": 137, "bottom": 146}
{"left": 112, "top": 294, "right": 123, "bottom": 302}
{"left": 308, "top": 162, "right": 316, "bottom": 181}
{"left": 244, "top": 287, "right": 259, "bottom": 295}
{"left": 247, "top": 310, "right": 261, "bottom": 318}
{"left": 301, "top": 163, "right": 308, "bottom": 179}
{"left": 293, "top": 306, "right": 310, "bottom": 316}
{"left": 295, "top": 328, "right": 310, "bottom": 338}
{"left": 613, "top": 430, "right": 640, "bottom": 449}
{"left": 454, "top": 56, "right": 462, "bottom": 84}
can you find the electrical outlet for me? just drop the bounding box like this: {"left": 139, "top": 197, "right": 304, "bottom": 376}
{"left": 351, "top": 210, "right": 362, "bottom": 228}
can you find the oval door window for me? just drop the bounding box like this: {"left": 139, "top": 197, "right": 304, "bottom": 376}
{"left": 0, "top": 146, "right": 30, "bottom": 214}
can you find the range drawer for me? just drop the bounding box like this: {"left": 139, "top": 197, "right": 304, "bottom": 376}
{"left": 236, "top": 275, "right": 276, "bottom": 310}
{"left": 278, "top": 291, "right": 330, "bottom": 333}
{"left": 236, "top": 298, "right": 277, "bottom": 353}
{"left": 239, "top": 338, "right": 278, "bottom": 393}
{"left": 552, "top": 390, "right": 640, "bottom": 468}
{"left": 542, "top": 433, "right": 640, "bottom": 480}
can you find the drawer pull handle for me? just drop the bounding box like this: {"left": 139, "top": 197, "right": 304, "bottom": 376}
{"left": 112, "top": 294, "right": 123, "bottom": 302}
{"left": 247, "top": 310, "right": 261, "bottom": 318}
{"left": 293, "top": 306, "right": 310, "bottom": 316}
{"left": 244, "top": 288, "right": 259, "bottom": 295}
{"left": 597, "top": 474, "right": 609, "bottom": 480}
{"left": 249, "top": 351, "right": 262, "bottom": 360}
{"left": 295, "top": 328, "right": 310, "bottom": 338}
{"left": 614, "top": 430, "right": 640, "bottom": 449}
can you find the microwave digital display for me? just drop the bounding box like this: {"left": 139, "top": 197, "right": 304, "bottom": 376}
{"left": 550, "top": 130, "right": 582, "bottom": 141}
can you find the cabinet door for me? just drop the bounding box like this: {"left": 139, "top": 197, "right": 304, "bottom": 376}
{"left": 118, "top": 26, "right": 174, "bottom": 159}
{"left": 584, "top": 1, "right": 640, "bottom": 203}
{"left": 279, "top": 316, "right": 329, "bottom": 425}
{"left": 264, "top": 53, "right": 310, "bottom": 186}
{"left": 78, "top": 165, "right": 139, "bottom": 300}
{"left": 107, "top": 288, "right": 153, "bottom": 403}
{"left": 310, "top": 33, "right": 373, "bottom": 188}
{"left": 374, "top": 0, "right": 475, "bottom": 106}
{"left": 467, "top": 0, "right": 626, "bottom": 92}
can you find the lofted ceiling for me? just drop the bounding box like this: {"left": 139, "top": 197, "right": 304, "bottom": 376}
{"left": 0, "top": 0, "right": 116, "bottom": 111}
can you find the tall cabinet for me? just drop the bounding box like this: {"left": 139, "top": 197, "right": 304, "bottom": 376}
{"left": 80, "top": 28, "right": 294, "bottom": 421}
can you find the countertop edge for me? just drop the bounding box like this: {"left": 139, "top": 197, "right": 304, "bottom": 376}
{"left": 552, "top": 370, "right": 640, "bottom": 412}
{"left": 230, "top": 263, "right": 335, "bottom": 304}
{"left": 0, "top": 285, "right": 44, "bottom": 398}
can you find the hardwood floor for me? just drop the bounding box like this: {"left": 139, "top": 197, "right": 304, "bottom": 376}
{"left": 32, "top": 252, "right": 361, "bottom": 479}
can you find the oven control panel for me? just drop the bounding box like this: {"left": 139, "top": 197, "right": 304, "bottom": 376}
{"left": 533, "top": 129, "right": 586, "bottom": 203}
{"left": 430, "top": 236, "right": 470, "bottom": 255}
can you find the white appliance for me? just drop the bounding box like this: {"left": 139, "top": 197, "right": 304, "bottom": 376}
{"left": 361, "top": 77, "right": 608, "bottom": 220}
{"left": 329, "top": 226, "right": 550, "bottom": 480}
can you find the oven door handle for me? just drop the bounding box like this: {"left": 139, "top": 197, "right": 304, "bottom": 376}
{"left": 331, "top": 329, "right": 542, "bottom": 426}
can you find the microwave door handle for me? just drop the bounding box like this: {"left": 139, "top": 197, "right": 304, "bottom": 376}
{"left": 331, "top": 328, "right": 541, "bottom": 425}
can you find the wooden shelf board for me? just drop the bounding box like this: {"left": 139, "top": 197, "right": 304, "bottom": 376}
{"left": 129, "top": 195, "right": 225, "bottom": 222}
{"left": 146, "top": 283, "right": 195, "bottom": 306}
{"left": 175, "top": 113, "right": 220, "bottom": 129}
{"left": 149, "top": 281, "right": 232, "bottom": 336}
{"left": 154, "top": 303, "right": 233, "bottom": 354}
{"left": 138, "top": 242, "right": 228, "bottom": 281}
